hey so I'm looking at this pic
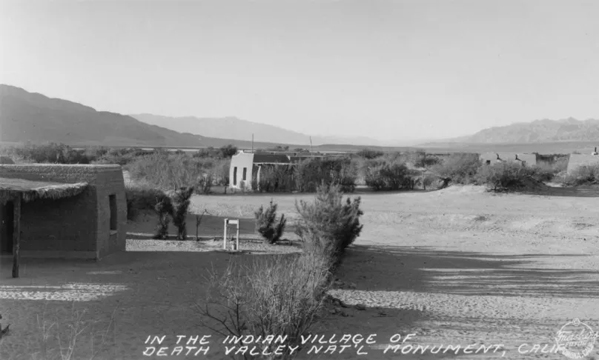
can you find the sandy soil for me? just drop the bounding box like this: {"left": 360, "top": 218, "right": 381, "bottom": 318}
{"left": 1, "top": 185, "right": 598, "bottom": 359}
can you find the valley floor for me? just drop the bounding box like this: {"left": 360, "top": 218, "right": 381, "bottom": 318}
{"left": 1, "top": 185, "right": 598, "bottom": 359}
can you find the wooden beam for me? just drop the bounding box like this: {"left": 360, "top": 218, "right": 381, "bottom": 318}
{"left": 12, "top": 194, "right": 21, "bottom": 278}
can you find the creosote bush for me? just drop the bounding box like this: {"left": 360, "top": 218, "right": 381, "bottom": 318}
{"left": 295, "top": 183, "right": 363, "bottom": 266}
{"left": 255, "top": 200, "right": 287, "bottom": 244}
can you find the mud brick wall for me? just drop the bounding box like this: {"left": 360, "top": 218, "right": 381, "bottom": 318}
{"left": 566, "top": 154, "right": 599, "bottom": 175}
{"left": 94, "top": 167, "right": 127, "bottom": 258}
{"left": 21, "top": 194, "right": 97, "bottom": 252}
{"left": 0, "top": 164, "right": 126, "bottom": 259}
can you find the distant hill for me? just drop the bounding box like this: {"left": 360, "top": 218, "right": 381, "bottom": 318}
{"left": 437, "top": 118, "right": 599, "bottom": 144}
{"left": 130, "top": 113, "right": 385, "bottom": 147}
{"left": 0, "top": 84, "right": 307, "bottom": 149}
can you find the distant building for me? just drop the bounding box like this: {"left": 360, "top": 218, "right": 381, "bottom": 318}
{"left": 566, "top": 154, "right": 599, "bottom": 175}
{"left": 479, "top": 152, "right": 537, "bottom": 167}
{"left": 0, "top": 164, "right": 126, "bottom": 265}
{"left": 228, "top": 150, "right": 326, "bottom": 191}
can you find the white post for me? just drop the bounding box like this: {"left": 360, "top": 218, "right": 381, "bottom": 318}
{"left": 223, "top": 218, "right": 228, "bottom": 250}
{"left": 236, "top": 225, "right": 240, "bottom": 251}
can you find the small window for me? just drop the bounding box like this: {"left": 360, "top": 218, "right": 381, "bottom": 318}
{"left": 243, "top": 167, "right": 247, "bottom": 181}
{"left": 109, "top": 195, "right": 117, "bottom": 231}
{"left": 233, "top": 167, "right": 237, "bottom": 185}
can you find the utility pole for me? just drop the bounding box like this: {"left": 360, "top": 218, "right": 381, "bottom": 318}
{"left": 309, "top": 136, "right": 313, "bottom": 157}
{"left": 251, "top": 134, "right": 254, "bottom": 153}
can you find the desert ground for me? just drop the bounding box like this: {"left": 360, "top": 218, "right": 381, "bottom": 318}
{"left": 1, "top": 185, "right": 598, "bottom": 359}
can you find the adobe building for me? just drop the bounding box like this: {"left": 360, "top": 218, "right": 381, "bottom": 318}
{"left": 0, "top": 164, "right": 126, "bottom": 270}
{"left": 566, "top": 154, "right": 599, "bottom": 175}
{"left": 229, "top": 151, "right": 294, "bottom": 191}
{"left": 479, "top": 152, "right": 537, "bottom": 167}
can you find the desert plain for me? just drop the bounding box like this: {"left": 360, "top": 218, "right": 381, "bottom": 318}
{"left": 0, "top": 184, "right": 598, "bottom": 359}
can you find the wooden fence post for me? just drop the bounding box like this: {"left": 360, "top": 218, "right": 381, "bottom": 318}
{"left": 12, "top": 194, "right": 21, "bottom": 278}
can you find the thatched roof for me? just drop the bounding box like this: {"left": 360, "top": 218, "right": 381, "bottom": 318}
{"left": 0, "top": 177, "right": 88, "bottom": 203}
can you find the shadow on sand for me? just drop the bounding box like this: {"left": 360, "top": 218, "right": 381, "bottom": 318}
{"left": 338, "top": 245, "right": 599, "bottom": 298}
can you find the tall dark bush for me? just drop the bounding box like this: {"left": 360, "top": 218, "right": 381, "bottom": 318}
{"left": 365, "top": 161, "right": 411, "bottom": 191}
{"left": 172, "top": 187, "right": 194, "bottom": 240}
{"left": 254, "top": 200, "right": 287, "bottom": 244}
{"left": 125, "top": 185, "right": 169, "bottom": 221}
{"left": 153, "top": 197, "right": 174, "bottom": 239}
{"left": 296, "top": 183, "right": 363, "bottom": 265}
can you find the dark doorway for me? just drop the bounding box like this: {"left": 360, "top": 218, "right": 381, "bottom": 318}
{"left": 1, "top": 201, "right": 14, "bottom": 254}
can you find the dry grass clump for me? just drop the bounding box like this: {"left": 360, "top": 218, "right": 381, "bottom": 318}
{"left": 0, "top": 304, "right": 116, "bottom": 360}
{"left": 562, "top": 164, "right": 599, "bottom": 186}
{"left": 198, "top": 253, "right": 332, "bottom": 360}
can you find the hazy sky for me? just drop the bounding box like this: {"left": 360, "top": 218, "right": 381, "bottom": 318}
{"left": 2, "top": 0, "right": 599, "bottom": 141}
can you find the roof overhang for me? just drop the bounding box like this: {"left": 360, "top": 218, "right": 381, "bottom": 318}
{"left": 0, "top": 177, "right": 89, "bottom": 203}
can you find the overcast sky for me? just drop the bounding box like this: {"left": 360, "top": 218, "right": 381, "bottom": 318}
{"left": 2, "top": 0, "right": 599, "bottom": 141}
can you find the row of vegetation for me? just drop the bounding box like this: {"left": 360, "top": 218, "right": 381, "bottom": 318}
{"left": 3, "top": 143, "right": 599, "bottom": 194}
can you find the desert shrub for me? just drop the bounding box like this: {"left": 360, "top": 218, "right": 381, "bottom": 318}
{"left": 198, "top": 253, "right": 331, "bottom": 360}
{"left": 355, "top": 148, "right": 384, "bottom": 159}
{"left": 93, "top": 148, "right": 150, "bottom": 165}
{"left": 153, "top": 197, "right": 174, "bottom": 239}
{"left": 255, "top": 200, "right": 287, "bottom": 244}
{"left": 219, "top": 144, "right": 238, "bottom": 158}
{"left": 196, "top": 174, "right": 213, "bottom": 194}
{"left": 2, "top": 143, "right": 94, "bottom": 164}
{"left": 125, "top": 185, "right": 169, "bottom": 221}
{"left": 475, "top": 162, "right": 539, "bottom": 191}
{"left": 403, "top": 151, "right": 440, "bottom": 168}
{"left": 255, "top": 165, "right": 295, "bottom": 192}
{"left": 294, "top": 157, "right": 356, "bottom": 193}
{"left": 531, "top": 156, "right": 569, "bottom": 182}
{"left": 295, "top": 183, "right": 363, "bottom": 266}
{"left": 563, "top": 164, "right": 599, "bottom": 186}
{"left": 430, "top": 153, "right": 481, "bottom": 184}
{"left": 172, "top": 187, "right": 194, "bottom": 240}
{"left": 364, "top": 161, "right": 411, "bottom": 191}
{"left": 128, "top": 152, "right": 228, "bottom": 191}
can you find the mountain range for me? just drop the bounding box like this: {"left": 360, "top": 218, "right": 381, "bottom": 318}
{"left": 129, "top": 114, "right": 389, "bottom": 147}
{"left": 440, "top": 118, "right": 599, "bottom": 144}
{"left": 0, "top": 84, "right": 311, "bottom": 149}
{"left": 3, "top": 84, "right": 599, "bottom": 149}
